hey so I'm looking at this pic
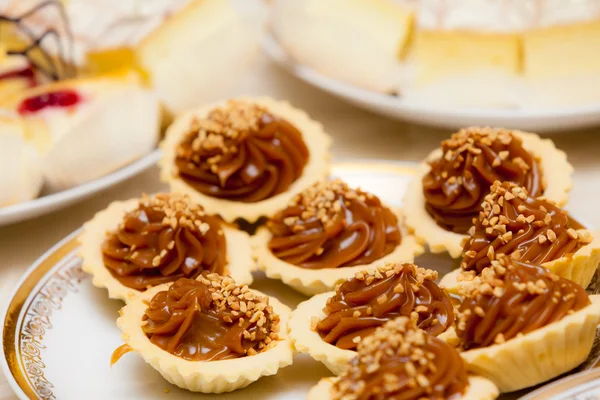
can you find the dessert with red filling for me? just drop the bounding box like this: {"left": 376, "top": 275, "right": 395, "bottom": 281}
{"left": 114, "top": 273, "right": 294, "bottom": 392}
{"left": 288, "top": 263, "right": 453, "bottom": 374}
{"left": 253, "top": 180, "right": 423, "bottom": 295}
{"left": 307, "top": 317, "right": 498, "bottom": 400}
{"left": 18, "top": 89, "right": 81, "bottom": 114}
{"left": 160, "top": 97, "right": 332, "bottom": 223}
{"left": 0, "top": 72, "right": 160, "bottom": 192}
{"left": 404, "top": 127, "right": 573, "bottom": 258}
{"left": 454, "top": 257, "right": 600, "bottom": 392}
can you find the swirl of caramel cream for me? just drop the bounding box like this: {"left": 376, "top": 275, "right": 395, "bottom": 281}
{"left": 267, "top": 179, "right": 402, "bottom": 269}
{"left": 143, "top": 274, "right": 279, "bottom": 361}
{"left": 333, "top": 317, "right": 469, "bottom": 400}
{"left": 456, "top": 258, "right": 590, "bottom": 350}
{"left": 462, "top": 181, "right": 592, "bottom": 274}
{"left": 423, "top": 127, "right": 543, "bottom": 234}
{"left": 175, "top": 100, "right": 309, "bottom": 203}
{"left": 316, "top": 263, "right": 454, "bottom": 350}
{"left": 101, "top": 194, "right": 226, "bottom": 290}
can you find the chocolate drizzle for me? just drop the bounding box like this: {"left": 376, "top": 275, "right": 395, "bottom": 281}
{"left": 0, "top": 0, "right": 76, "bottom": 81}
{"left": 316, "top": 263, "right": 454, "bottom": 350}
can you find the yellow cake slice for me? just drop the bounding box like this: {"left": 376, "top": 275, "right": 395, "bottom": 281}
{"left": 405, "top": 0, "right": 530, "bottom": 107}
{"left": 272, "top": 0, "right": 415, "bottom": 92}
{"left": 523, "top": 19, "right": 600, "bottom": 107}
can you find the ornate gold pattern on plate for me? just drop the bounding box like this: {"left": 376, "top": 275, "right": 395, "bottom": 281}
{"left": 20, "top": 252, "right": 87, "bottom": 400}
{"left": 2, "top": 232, "right": 80, "bottom": 400}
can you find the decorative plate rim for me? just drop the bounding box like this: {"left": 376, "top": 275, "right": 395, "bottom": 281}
{"left": 1, "top": 229, "right": 81, "bottom": 400}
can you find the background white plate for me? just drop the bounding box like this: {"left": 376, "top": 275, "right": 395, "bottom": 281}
{"left": 0, "top": 150, "right": 161, "bottom": 227}
{"left": 263, "top": 35, "right": 600, "bottom": 133}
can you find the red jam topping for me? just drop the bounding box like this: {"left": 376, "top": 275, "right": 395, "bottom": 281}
{"left": 18, "top": 89, "right": 81, "bottom": 115}
{"left": 0, "top": 66, "right": 36, "bottom": 87}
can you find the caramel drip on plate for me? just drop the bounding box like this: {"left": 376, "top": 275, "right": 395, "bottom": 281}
{"left": 333, "top": 318, "right": 468, "bottom": 400}
{"left": 267, "top": 179, "right": 401, "bottom": 269}
{"left": 462, "top": 181, "right": 592, "bottom": 273}
{"left": 423, "top": 127, "right": 543, "bottom": 234}
{"left": 316, "top": 263, "right": 453, "bottom": 350}
{"left": 101, "top": 194, "right": 226, "bottom": 290}
{"left": 175, "top": 100, "right": 309, "bottom": 203}
{"left": 110, "top": 344, "right": 133, "bottom": 366}
{"left": 143, "top": 275, "right": 280, "bottom": 361}
{"left": 457, "top": 258, "right": 590, "bottom": 350}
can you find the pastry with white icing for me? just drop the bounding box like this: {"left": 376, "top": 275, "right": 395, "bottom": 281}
{"left": 0, "top": 71, "right": 160, "bottom": 192}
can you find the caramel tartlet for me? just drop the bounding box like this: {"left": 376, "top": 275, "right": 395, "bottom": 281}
{"left": 289, "top": 263, "right": 454, "bottom": 374}
{"left": 79, "top": 193, "right": 254, "bottom": 302}
{"left": 453, "top": 257, "right": 600, "bottom": 392}
{"left": 114, "top": 274, "right": 293, "bottom": 393}
{"left": 308, "top": 317, "right": 499, "bottom": 400}
{"left": 253, "top": 179, "right": 423, "bottom": 295}
{"left": 159, "top": 97, "right": 332, "bottom": 223}
{"left": 404, "top": 127, "right": 573, "bottom": 257}
{"left": 440, "top": 181, "right": 600, "bottom": 290}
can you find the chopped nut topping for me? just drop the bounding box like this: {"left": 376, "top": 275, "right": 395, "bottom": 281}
{"left": 456, "top": 257, "right": 590, "bottom": 350}
{"left": 280, "top": 179, "right": 373, "bottom": 228}
{"left": 332, "top": 318, "right": 468, "bottom": 400}
{"left": 462, "top": 181, "right": 591, "bottom": 273}
{"left": 135, "top": 193, "right": 208, "bottom": 233}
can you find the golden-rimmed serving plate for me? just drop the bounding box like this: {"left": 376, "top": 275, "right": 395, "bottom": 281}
{"left": 1, "top": 161, "right": 598, "bottom": 399}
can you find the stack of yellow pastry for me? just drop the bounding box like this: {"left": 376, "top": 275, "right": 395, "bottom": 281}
{"left": 271, "top": 0, "right": 600, "bottom": 108}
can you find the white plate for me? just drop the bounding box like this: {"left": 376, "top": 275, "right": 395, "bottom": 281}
{"left": 263, "top": 35, "right": 600, "bottom": 133}
{"left": 2, "top": 160, "right": 597, "bottom": 400}
{"left": 0, "top": 150, "right": 161, "bottom": 227}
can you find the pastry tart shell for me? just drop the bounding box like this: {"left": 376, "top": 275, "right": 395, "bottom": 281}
{"left": 252, "top": 209, "right": 424, "bottom": 296}
{"left": 159, "top": 96, "right": 332, "bottom": 223}
{"left": 79, "top": 198, "right": 254, "bottom": 303}
{"left": 403, "top": 130, "right": 573, "bottom": 258}
{"left": 440, "top": 230, "right": 600, "bottom": 292}
{"left": 458, "top": 294, "right": 600, "bottom": 393}
{"left": 307, "top": 375, "right": 499, "bottom": 400}
{"left": 288, "top": 292, "right": 353, "bottom": 375}
{"left": 116, "top": 284, "right": 294, "bottom": 393}
{"left": 289, "top": 290, "right": 457, "bottom": 375}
